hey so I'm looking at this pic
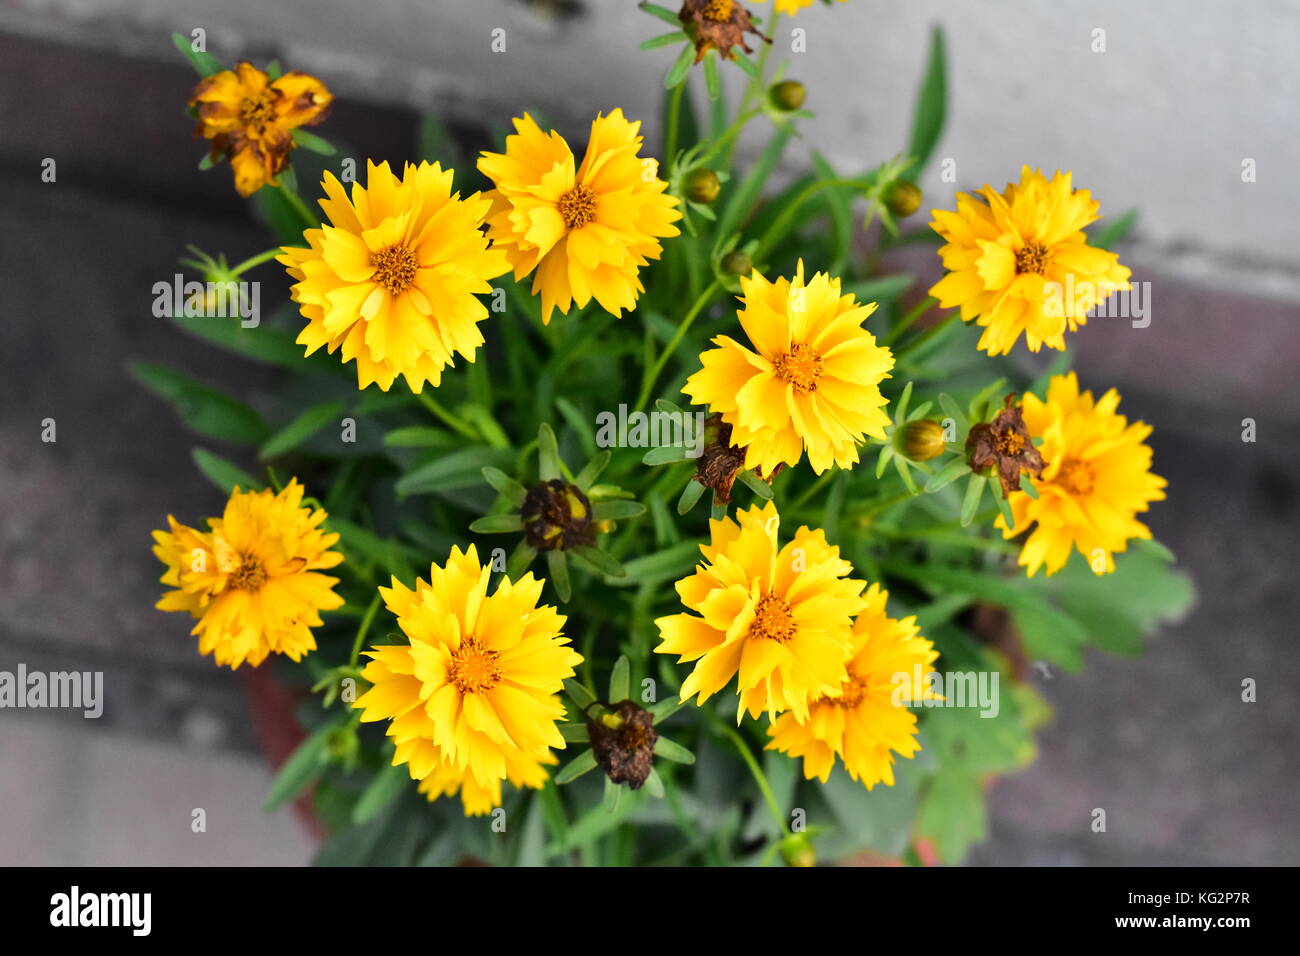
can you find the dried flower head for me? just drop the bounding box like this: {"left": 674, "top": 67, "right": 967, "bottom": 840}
{"left": 587, "top": 700, "right": 659, "bottom": 789}
{"left": 522, "top": 480, "right": 597, "bottom": 552}
{"left": 966, "top": 394, "right": 1047, "bottom": 497}
{"left": 679, "top": 0, "right": 769, "bottom": 62}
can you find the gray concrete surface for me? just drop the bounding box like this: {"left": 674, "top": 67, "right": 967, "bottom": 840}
{"left": 0, "top": 9, "right": 1297, "bottom": 866}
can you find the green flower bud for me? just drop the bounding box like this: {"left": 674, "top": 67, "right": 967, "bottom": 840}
{"left": 769, "top": 79, "right": 806, "bottom": 112}
{"left": 685, "top": 168, "right": 722, "bottom": 204}
{"left": 780, "top": 832, "right": 816, "bottom": 867}
{"left": 898, "top": 419, "right": 947, "bottom": 462}
{"left": 885, "top": 181, "right": 923, "bottom": 218}
{"left": 720, "top": 250, "right": 754, "bottom": 277}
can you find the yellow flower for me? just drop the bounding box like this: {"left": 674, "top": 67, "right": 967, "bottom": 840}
{"left": 477, "top": 110, "right": 681, "bottom": 324}
{"left": 1000, "top": 373, "right": 1166, "bottom": 577}
{"left": 278, "top": 161, "right": 509, "bottom": 392}
{"left": 655, "top": 502, "right": 867, "bottom": 722}
{"left": 189, "top": 62, "right": 332, "bottom": 197}
{"left": 682, "top": 261, "right": 894, "bottom": 475}
{"left": 151, "top": 480, "right": 343, "bottom": 669}
{"left": 929, "top": 166, "right": 1132, "bottom": 355}
{"left": 353, "top": 545, "right": 581, "bottom": 815}
{"left": 766, "top": 584, "right": 939, "bottom": 788}
{"left": 774, "top": 0, "right": 847, "bottom": 14}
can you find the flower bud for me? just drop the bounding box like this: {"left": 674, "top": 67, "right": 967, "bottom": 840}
{"left": 686, "top": 167, "right": 721, "bottom": 204}
{"left": 898, "top": 419, "right": 947, "bottom": 462}
{"left": 780, "top": 832, "right": 816, "bottom": 867}
{"left": 769, "top": 79, "right": 806, "bottom": 111}
{"left": 720, "top": 250, "right": 754, "bottom": 277}
{"left": 885, "top": 181, "right": 923, "bottom": 218}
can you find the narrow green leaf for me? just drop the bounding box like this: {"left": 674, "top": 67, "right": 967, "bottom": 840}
{"left": 129, "top": 362, "right": 268, "bottom": 445}
{"left": 291, "top": 128, "right": 336, "bottom": 155}
{"left": 959, "top": 474, "right": 986, "bottom": 527}
{"left": 469, "top": 514, "right": 525, "bottom": 534}
{"left": 677, "top": 479, "right": 707, "bottom": 514}
{"left": 192, "top": 447, "right": 261, "bottom": 493}
{"left": 262, "top": 721, "right": 337, "bottom": 812}
{"left": 351, "top": 760, "right": 409, "bottom": 825}
{"left": 736, "top": 469, "right": 773, "bottom": 500}
{"left": 653, "top": 736, "right": 696, "bottom": 765}
{"left": 258, "top": 400, "right": 343, "bottom": 460}
{"left": 547, "top": 549, "right": 571, "bottom": 602}
{"left": 482, "top": 465, "right": 529, "bottom": 506}
{"left": 906, "top": 27, "right": 948, "bottom": 171}
{"left": 554, "top": 748, "right": 599, "bottom": 785}
{"left": 537, "top": 423, "right": 561, "bottom": 481}
{"left": 570, "top": 545, "right": 627, "bottom": 578}
{"left": 609, "top": 655, "right": 631, "bottom": 701}
{"left": 664, "top": 42, "right": 696, "bottom": 89}
{"left": 924, "top": 457, "right": 971, "bottom": 493}
{"left": 592, "top": 499, "right": 646, "bottom": 521}
{"left": 171, "top": 32, "right": 224, "bottom": 77}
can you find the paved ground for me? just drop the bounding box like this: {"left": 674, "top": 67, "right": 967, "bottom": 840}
{"left": 1, "top": 32, "right": 1296, "bottom": 867}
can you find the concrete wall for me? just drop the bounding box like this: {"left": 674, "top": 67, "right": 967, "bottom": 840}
{"left": 4, "top": 0, "right": 1297, "bottom": 299}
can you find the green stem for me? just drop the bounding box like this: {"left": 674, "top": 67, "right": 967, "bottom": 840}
{"left": 883, "top": 296, "right": 937, "bottom": 346}
{"left": 635, "top": 279, "right": 722, "bottom": 410}
{"left": 894, "top": 310, "right": 959, "bottom": 361}
{"left": 710, "top": 714, "right": 788, "bottom": 835}
{"left": 416, "top": 391, "right": 479, "bottom": 441}
{"left": 276, "top": 182, "right": 317, "bottom": 229}
{"left": 787, "top": 468, "right": 835, "bottom": 513}
{"left": 665, "top": 80, "right": 685, "bottom": 172}
{"left": 230, "top": 248, "right": 283, "bottom": 276}
{"left": 348, "top": 594, "right": 382, "bottom": 667}
{"left": 753, "top": 176, "right": 875, "bottom": 261}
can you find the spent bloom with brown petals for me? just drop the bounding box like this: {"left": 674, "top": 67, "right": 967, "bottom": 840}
{"left": 679, "top": 0, "right": 769, "bottom": 62}
{"left": 587, "top": 700, "right": 658, "bottom": 789}
{"left": 966, "top": 394, "right": 1047, "bottom": 497}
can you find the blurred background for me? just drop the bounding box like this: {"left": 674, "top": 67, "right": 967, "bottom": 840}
{"left": 1, "top": 0, "right": 1296, "bottom": 865}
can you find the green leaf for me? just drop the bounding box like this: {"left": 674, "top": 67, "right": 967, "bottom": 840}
{"left": 677, "top": 479, "right": 707, "bottom": 514}
{"left": 482, "top": 465, "right": 528, "bottom": 506}
{"left": 652, "top": 736, "right": 695, "bottom": 764}
{"left": 664, "top": 42, "right": 696, "bottom": 89}
{"left": 916, "top": 770, "right": 986, "bottom": 864}
{"left": 924, "top": 457, "right": 970, "bottom": 493}
{"left": 906, "top": 27, "right": 948, "bottom": 171}
{"left": 736, "top": 469, "right": 773, "bottom": 500}
{"left": 570, "top": 545, "right": 627, "bottom": 578}
{"left": 643, "top": 445, "right": 690, "bottom": 465}
{"left": 537, "top": 423, "right": 562, "bottom": 481}
{"left": 167, "top": 312, "right": 312, "bottom": 368}
{"left": 171, "top": 32, "right": 224, "bottom": 78}
{"left": 259, "top": 400, "right": 343, "bottom": 460}
{"left": 262, "top": 721, "right": 337, "bottom": 812}
{"left": 703, "top": 50, "right": 721, "bottom": 100}
{"left": 959, "top": 474, "right": 986, "bottom": 526}
{"left": 547, "top": 549, "right": 571, "bottom": 602}
{"left": 1089, "top": 209, "right": 1138, "bottom": 251}
{"left": 592, "top": 499, "right": 646, "bottom": 521}
{"left": 639, "top": 1, "right": 683, "bottom": 27}
{"left": 395, "top": 447, "right": 513, "bottom": 498}
{"left": 812, "top": 152, "right": 853, "bottom": 275}
{"left": 554, "top": 748, "right": 598, "bottom": 785}
{"left": 613, "top": 540, "right": 701, "bottom": 584}
{"left": 291, "top": 128, "right": 336, "bottom": 155}
{"left": 716, "top": 127, "right": 792, "bottom": 248}
{"left": 564, "top": 679, "right": 598, "bottom": 713}
{"left": 383, "top": 426, "right": 459, "bottom": 450}
{"left": 351, "top": 760, "right": 409, "bottom": 825}
{"left": 641, "top": 30, "right": 688, "bottom": 50}
{"left": 192, "top": 447, "right": 261, "bottom": 493}
{"left": 129, "top": 362, "right": 268, "bottom": 445}
{"left": 574, "top": 450, "right": 611, "bottom": 491}
{"left": 608, "top": 655, "right": 631, "bottom": 701}
{"left": 469, "top": 514, "right": 525, "bottom": 534}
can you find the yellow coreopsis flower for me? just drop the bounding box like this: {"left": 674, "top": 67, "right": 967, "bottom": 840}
{"left": 1000, "top": 372, "right": 1166, "bottom": 577}
{"left": 682, "top": 261, "right": 894, "bottom": 475}
{"left": 774, "top": 0, "right": 847, "bottom": 14}
{"left": 929, "top": 166, "right": 1132, "bottom": 356}
{"left": 151, "top": 480, "right": 344, "bottom": 669}
{"left": 766, "top": 584, "right": 939, "bottom": 788}
{"left": 189, "top": 62, "right": 332, "bottom": 197}
{"left": 278, "top": 161, "right": 509, "bottom": 392}
{"left": 655, "top": 501, "right": 867, "bottom": 722}
{"left": 477, "top": 110, "right": 682, "bottom": 324}
{"left": 353, "top": 545, "right": 581, "bottom": 815}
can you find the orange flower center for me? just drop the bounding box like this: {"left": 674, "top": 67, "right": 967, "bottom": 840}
{"left": 1055, "top": 457, "right": 1096, "bottom": 497}
{"left": 238, "top": 92, "right": 275, "bottom": 131}
{"left": 558, "top": 184, "right": 597, "bottom": 230}
{"left": 448, "top": 637, "right": 503, "bottom": 695}
{"left": 371, "top": 243, "right": 418, "bottom": 295}
{"left": 228, "top": 555, "right": 267, "bottom": 591}
{"left": 834, "top": 667, "right": 869, "bottom": 710}
{"left": 996, "top": 430, "right": 1025, "bottom": 456}
{"left": 751, "top": 592, "right": 795, "bottom": 643}
{"left": 1015, "top": 241, "right": 1050, "bottom": 275}
{"left": 703, "top": 0, "right": 735, "bottom": 21}
{"left": 773, "top": 343, "right": 824, "bottom": 393}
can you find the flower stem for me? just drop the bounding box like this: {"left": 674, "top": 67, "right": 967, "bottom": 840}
{"left": 276, "top": 182, "right": 317, "bottom": 230}
{"left": 753, "top": 176, "right": 876, "bottom": 261}
{"left": 230, "top": 248, "right": 283, "bottom": 276}
{"left": 893, "top": 309, "right": 959, "bottom": 360}
{"left": 883, "top": 296, "right": 937, "bottom": 346}
{"left": 709, "top": 713, "right": 789, "bottom": 835}
{"left": 665, "top": 80, "right": 686, "bottom": 172}
{"left": 416, "top": 391, "right": 479, "bottom": 441}
{"left": 348, "top": 594, "right": 382, "bottom": 667}
{"left": 635, "top": 278, "right": 722, "bottom": 410}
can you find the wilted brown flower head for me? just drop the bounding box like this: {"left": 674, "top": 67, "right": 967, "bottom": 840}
{"left": 693, "top": 415, "right": 749, "bottom": 503}
{"left": 587, "top": 700, "right": 658, "bottom": 789}
{"left": 521, "top": 479, "right": 596, "bottom": 551}
{"left": 679, "top": 0, "right": 769, "bottom": 63}
{"left": 966, "top": 394, "right": 1048, "bottom": 497}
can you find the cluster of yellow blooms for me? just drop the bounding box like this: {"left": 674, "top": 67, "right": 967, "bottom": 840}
{"left": 157, "top": 51, "right": 1166, "bottom": 815}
